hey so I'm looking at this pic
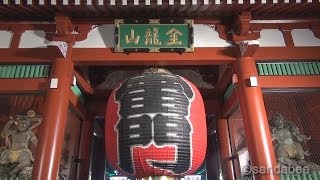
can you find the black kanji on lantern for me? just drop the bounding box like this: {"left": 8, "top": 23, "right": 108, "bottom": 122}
{"left": 114, "top": 71, "right": 194, "bottom": 174}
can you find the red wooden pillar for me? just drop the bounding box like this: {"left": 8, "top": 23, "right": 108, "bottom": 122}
{"left": 233, "top": 43, "right": 278, "bottom": 180}
{"left": 217, "top": 118, "right": 235, "bottom": 180}
{"left": 76, "top": 120, "right": 94, "bottom": 180}
{"left": 32, "top": 46, "right": 74, "bottom": 180}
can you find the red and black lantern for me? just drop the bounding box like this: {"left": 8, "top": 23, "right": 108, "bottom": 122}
{"left": 105, "top": 70, "right": 207, "bottom": 177}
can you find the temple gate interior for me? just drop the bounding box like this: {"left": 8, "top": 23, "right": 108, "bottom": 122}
{"left": 0, "top": 1, "right": 320, "bottom": 180}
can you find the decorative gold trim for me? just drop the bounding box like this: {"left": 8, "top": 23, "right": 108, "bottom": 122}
{"left": 115, "top": 19, "right": 194, "bottom": 53}
{"left": 150, "top": 19, "right": 160, "bottom": 24}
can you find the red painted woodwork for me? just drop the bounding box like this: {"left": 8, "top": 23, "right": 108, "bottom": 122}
{"left": 32, "top": 56, "right": 74, "bottom": 179}
{"left": 280, "top": 30, "right": 295, "bottom": 47}
{"left": 72, "top": 48, "right": 236, "bottom": 65}
{"left": 105, "top": 74, "right": 207, "bottom": 177}
{"left": 74, "top": 70, "right": 94, "bottom": 95}
{"left": 0, "top": 2, "right": 320, "bottom": 21}
{"left": 0, "top": 78, "right": 49, "bottom": 94}
{"left": 217, "top": 118, "right": 235, "bottom": 180}
{"left": 253, "top": 47, "right": 320, "bottom": 61}
{"left": 1, "top": 47, "right": 319, "bottom": 65}
{"left": 259, "top": 76, "right": 320, "bottom": 89}
{"left": 0, "top": 48, "right": 60, "bottom": 62}
{"left": 10, "top": 30, "right": 23, "bottom": 49}
{"left": 0, "top": 11, "right": 318, "bottom": 180}
{"left": 76, "top": 120, "right": 94, "bottom": 180}
{"left": 72, "top": 47, "right": 320, "bottom": 65}
{"left": 234, "top": 56, "right": 278, "bottom": 180}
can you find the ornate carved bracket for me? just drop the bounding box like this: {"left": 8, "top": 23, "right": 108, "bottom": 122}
{"left": 238, "top": 40, "right": 260, "bottom": 58}
{"left": 75, "top": 25, "right": 93, "bottom": 42}
{"left": 45, "top": 15, "right": 92, "bottom": 44}
{"left": 45, "top": 15, "right": 75, "bottom": 44}
{"left": 234, "top": 12, "right": 251, "bottom": 36}
{"left": 232, "top": 12, "right": 261, "bottom": 44}
{"left": 215, "top": 12, "right": 261, "bottom": 45}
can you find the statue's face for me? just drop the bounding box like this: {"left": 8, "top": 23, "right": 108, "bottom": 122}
{"left": 273, "top": 113, "right": 285, "bottom": 128}
{"left": 13, "top": 115, "right": 31, "bottom": 132}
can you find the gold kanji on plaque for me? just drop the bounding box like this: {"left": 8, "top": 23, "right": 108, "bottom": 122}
{"left": 145, "top": 27, "right": 162, "bottom": 45}
{"left": 125, "top": 29, "right": 140, "bottom": 44}
{"left": 166, "top": 28, "right": 183, "bottom": 45}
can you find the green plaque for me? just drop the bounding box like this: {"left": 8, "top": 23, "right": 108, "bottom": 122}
{"left": 115, "top": 19, "right": 194, "bottom": 53}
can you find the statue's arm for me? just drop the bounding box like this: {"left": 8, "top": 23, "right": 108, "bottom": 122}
{"left": 286, "top": 121, "right": 311, "bottom": 142}
{"left": 293, "top": 128, "right": 311, "bottom": 142}
{"left": 270, "top": 126, "right": 277, "bottom": 141}
{"left": 1, "top": 118, "right": 15, "bottom": 138}
{"left": 28, "top": 116, "right": 42, "bottom": 131}
{"left": 29, "top": 131, "right": 38, "bottom": 145}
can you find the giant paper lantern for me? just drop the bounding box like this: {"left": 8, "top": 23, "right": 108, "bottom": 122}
{"left": 105, "top": 69, "right": 207, "bottom": 178}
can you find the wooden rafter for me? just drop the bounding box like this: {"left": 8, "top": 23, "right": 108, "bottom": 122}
{"left": 74, "top": 69, "right": 94, "bottom": 95}
{"left": 0, "top": 1, "right": 319, "bottom": 21}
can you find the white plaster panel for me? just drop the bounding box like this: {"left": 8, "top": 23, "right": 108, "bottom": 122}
{"left": 0, "top": 31, "right": 13, "bottom": 48}
{"left": 292, "top": 29, "right": 320, "bottom": 47}
{"left": 193, "top": 24, "right": 231, "bottom": 47}
{"left": 258, "top": 29, "right": 286, "bottom": 47}
{"left": 74, "top": 25, "right": 115, "bottom": 48}
{"left": 19, "top": 30, "right": 48, "bottom": 48}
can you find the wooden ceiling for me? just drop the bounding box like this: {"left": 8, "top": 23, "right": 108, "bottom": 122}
{"left": 0, "top": 1, "right": 319, "bottom": 21}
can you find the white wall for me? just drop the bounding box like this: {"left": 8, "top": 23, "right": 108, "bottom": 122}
{"left": 258, "top": 29, "right": 286, "bottom": 47}
{"left": 292, "top": 29, "right": 320, "bottom": 46}
{"left": 0, "top": 31, "right": 13, "bottom": 48}
{"left": 19, "top": 30, "right": 48, "bottom": 48}
{"left": 74, "top": 25, "right": 115, "bottom": 48}
{"left": 193, "top": 24, "right": 231, "bottom": 47}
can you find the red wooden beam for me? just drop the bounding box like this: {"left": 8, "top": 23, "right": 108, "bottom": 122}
{"left": 254, "top": 47, "right": 320, "bottom": 61}
{"left": 76, "top": 120, "right": 93, "bottom": 180}
{"left": 0, "top": 78, "right": 49, "bottom": 93}
{"left": 259, "top": 75, "right": 320, "bottom": 88}
{"left": 33, "top": 58, "right": 73, "bottom": 180}
{"left": 217, "top": 118, "right": 235, "bottom": 180}
{"left": 250, "top": 19, "right": 320, "bottom": 32}
{"left": 234, "top": 56, "right": 278, "bottom": 180}
{"left": 0, "top": 48, "right": 58, "bottom": 63}
{"left": 10, "top": 30, "right": 23, "bottom": 49}
{"left": 1, "top": 47, "right": 320, "bottom": 64}
{"left": 72, "top": 47, "right": 320, "bottom": 65}
{"left": 74, "top": 70, "right": 94, "bottom": 95}
{"left": 72, "top": 47, "right": 237, "bottom": 65}
{"left": 280, "top": 30, "right": 295, "bottom": 47}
